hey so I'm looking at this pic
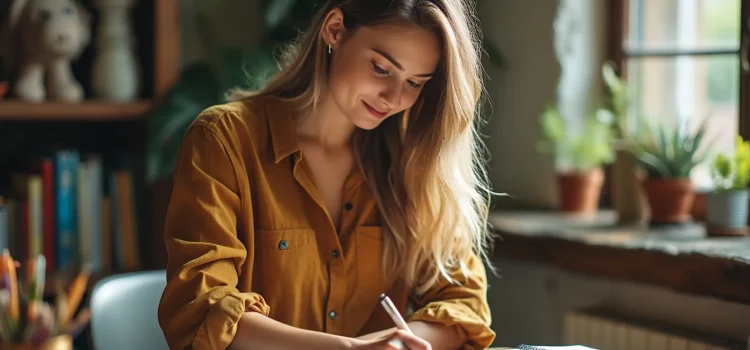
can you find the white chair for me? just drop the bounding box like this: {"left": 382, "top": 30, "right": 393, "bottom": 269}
{"left": 90, "top": 270, "right": 169, "bottom": 350}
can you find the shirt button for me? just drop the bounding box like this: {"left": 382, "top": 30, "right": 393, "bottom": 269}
{"left": 278, "top": 240, "right": 288, "bottom": 250}
{"left": 332, "top": 250, "right": 340, "bottom": 258}
{"left": 329, "top": 310, "right": 337, "bottom": 319}
{"left": 344, "top": 202, "right": 353, "bottom": 211}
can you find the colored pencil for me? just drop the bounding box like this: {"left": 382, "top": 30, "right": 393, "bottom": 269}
{"left": 3, "top": 250, "right": 18, "bottom": 337}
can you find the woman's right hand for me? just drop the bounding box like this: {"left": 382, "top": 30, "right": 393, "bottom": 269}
{"left": 351, "top": 329, "right": 432, "bottom": 350}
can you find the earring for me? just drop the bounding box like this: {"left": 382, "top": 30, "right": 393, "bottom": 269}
{"left": 328, "top": 43, "right": 332, "bottom": 55}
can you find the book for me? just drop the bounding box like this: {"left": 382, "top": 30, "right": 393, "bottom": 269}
{"left": 55, "top": 150, "right": 79, "bottom": 271}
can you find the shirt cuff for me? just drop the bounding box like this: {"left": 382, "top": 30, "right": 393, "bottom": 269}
{"left": 193, "top": 291, "right": 270, "bottom": 350}
{"left": 408, "top": 301, "right": 496, "bottom": 350}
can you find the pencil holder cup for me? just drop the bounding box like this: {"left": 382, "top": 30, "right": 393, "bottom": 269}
{"left": 6, "top": 335, "right": 73, "bottom": 350}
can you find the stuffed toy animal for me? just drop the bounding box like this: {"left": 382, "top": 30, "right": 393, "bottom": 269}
{"left": 2, "top": 0, "right": 91, "bottom": 102}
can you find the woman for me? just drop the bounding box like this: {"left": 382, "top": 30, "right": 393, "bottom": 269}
{"left": 158, "top": 0, "right": 497, "bottom": 349}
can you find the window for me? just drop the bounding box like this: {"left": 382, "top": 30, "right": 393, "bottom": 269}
{"left": 611, "top": 0, "right": 749, "bottom": 190}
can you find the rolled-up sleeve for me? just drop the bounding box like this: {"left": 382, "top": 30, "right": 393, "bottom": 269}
{"left": 157, "top": 121, "right": 269, "bottom": 350}
{"left": 408, "top": 253, "right": 496, "bottom": 350}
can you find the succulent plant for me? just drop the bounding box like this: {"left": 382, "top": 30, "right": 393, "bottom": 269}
{"left": 631, "top": 118, "right": 713, "bottom": 179}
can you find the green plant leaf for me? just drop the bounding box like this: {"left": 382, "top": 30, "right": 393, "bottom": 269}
{"left": 242, "top": 41, "right": 284, "bottom": 90}
{"left": 539, "top": 105, "right": 566, "bottom": 143}
{"left": 537, "top": 104, "right": 615, "bottom": 172}
{"left": 144, "top": 0, "right": 325, "bottom": 184}
{"left": 691, "top": 118, "right": 708, "bottom": 155}
{"left": 657, "top": 124, "right": 670, "bottom": 164}
{"left": 630, "top": 118, "right": 713, "bottom": 179}
{"left": 734, "top": 136, "right": 750, "bottom": 188}
{"left": 600, "top": 61, "right": 630, "bottom": 138}
{"left": 267, "top": 0, "right": 325, "bottom": 41}
{"left": 483, "top": 40, "right": 506, "bottom": 69}
{"left": 670, "top": 123, "right": 684, "bottom": 175}
{"left": 710, "top": 135, "right": 750, "bottom": 190}
{"left": 145, "top": 63, "right": 220, "bottom": 184}
{"left": 264, "top": 0, "right": 300, "bottom": 29}
{"left": 636, "top": 150, "right": 671, "bottom": 177}
{"left": 218, "top": 47, "right": 253, "bottom": 97}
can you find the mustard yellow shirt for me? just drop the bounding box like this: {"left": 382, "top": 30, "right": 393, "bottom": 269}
{"left": 157, "top": 96, "right": 496, "bottom": 349}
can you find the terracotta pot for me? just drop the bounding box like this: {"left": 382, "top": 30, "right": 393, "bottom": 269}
{"left": 641, "top": 178, "right": 695, "bottom": 224}
{"left": 556, "top": 167, "right": 604, "bottom": 214}
{"left": 691, "top": 191, "right": 708, "bottom": 222}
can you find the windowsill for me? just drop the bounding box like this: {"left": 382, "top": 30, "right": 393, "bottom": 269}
{"left": 490, "top": 210, "right": 750, "bottom": 305}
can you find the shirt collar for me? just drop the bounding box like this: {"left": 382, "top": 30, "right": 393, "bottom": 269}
{"left": 264, "top": 97, "right": 368, "bottom": 190}
{"left": 265, "top": 97, "right": 300, "bottom": 164}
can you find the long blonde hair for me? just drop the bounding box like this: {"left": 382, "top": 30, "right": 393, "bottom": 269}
{"left": 230, "top": 0, "right": 494, "bottom": 295}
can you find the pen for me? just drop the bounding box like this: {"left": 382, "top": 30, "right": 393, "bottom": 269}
{"left": 379, "top": 293, "right": 413, "bottom": 334}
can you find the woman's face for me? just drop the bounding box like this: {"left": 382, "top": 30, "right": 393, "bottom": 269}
{"left": 324, "top": 12, "right": 441, "bottom": 130}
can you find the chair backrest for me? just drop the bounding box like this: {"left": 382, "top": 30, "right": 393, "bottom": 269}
{"left": 90, "top": 270, "right": 169, "bottom": 350}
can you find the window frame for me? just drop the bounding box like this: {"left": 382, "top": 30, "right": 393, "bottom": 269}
{"left": 607, "top": 0, "right": 749, "bottom": 133}
{"left": 601, "top": 0, "right": 750, "bottom": 205}
{"left": 740, "top": 0, "right": 750, "bottom": 138}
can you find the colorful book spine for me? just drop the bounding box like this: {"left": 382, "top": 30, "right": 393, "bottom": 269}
{"left": 38, "top": 158, "right": 55, "bottom": 272}
{"left": 55, "top": 150, "right": 79, "bottom": 271}
{"left": 87, "top": 156, "right": 104, "bottom": 272}
{"left": 28, "top": 176, "right": 43, "bottom": 259}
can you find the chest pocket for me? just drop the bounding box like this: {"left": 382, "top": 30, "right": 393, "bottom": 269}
{"left": 253, "top": 228, "right": 322, "bottom": 300}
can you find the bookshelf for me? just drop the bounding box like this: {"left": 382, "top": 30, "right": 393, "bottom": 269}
{"left": 0, "top": 101, "right": 153, "bottom": 120}
{"left": 0, "top": 0, "right": 179, "bottom": 286}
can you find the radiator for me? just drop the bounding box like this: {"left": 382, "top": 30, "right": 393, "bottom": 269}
{"left": 562, "top": 310, "right": 747, "bottom": 350}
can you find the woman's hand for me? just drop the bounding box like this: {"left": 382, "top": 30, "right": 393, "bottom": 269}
{"left": 355, "top": 321, "right": 464, "bottom": 350}
{"left": 352, "top": 329, "right": 432, "bottom": 350}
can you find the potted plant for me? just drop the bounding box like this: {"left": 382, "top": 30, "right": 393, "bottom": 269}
{"left": 598, "top": 62, "right": 650, "bottom": 224}
{"left": 706, "top": 136, "right": 750, "bottom": 228}
{"left": 145, "top": 0, "right": 325, "bottom": 184}
{"left": 631, "top": 119, "right": 712, "bottom": 225}
{"left": 538, "top": 105, "right": 615, "bottom": 214}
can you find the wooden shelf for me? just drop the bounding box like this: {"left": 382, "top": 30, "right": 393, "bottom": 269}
{"left": 0, "top": 100, "right": 153, "bottom": 121}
